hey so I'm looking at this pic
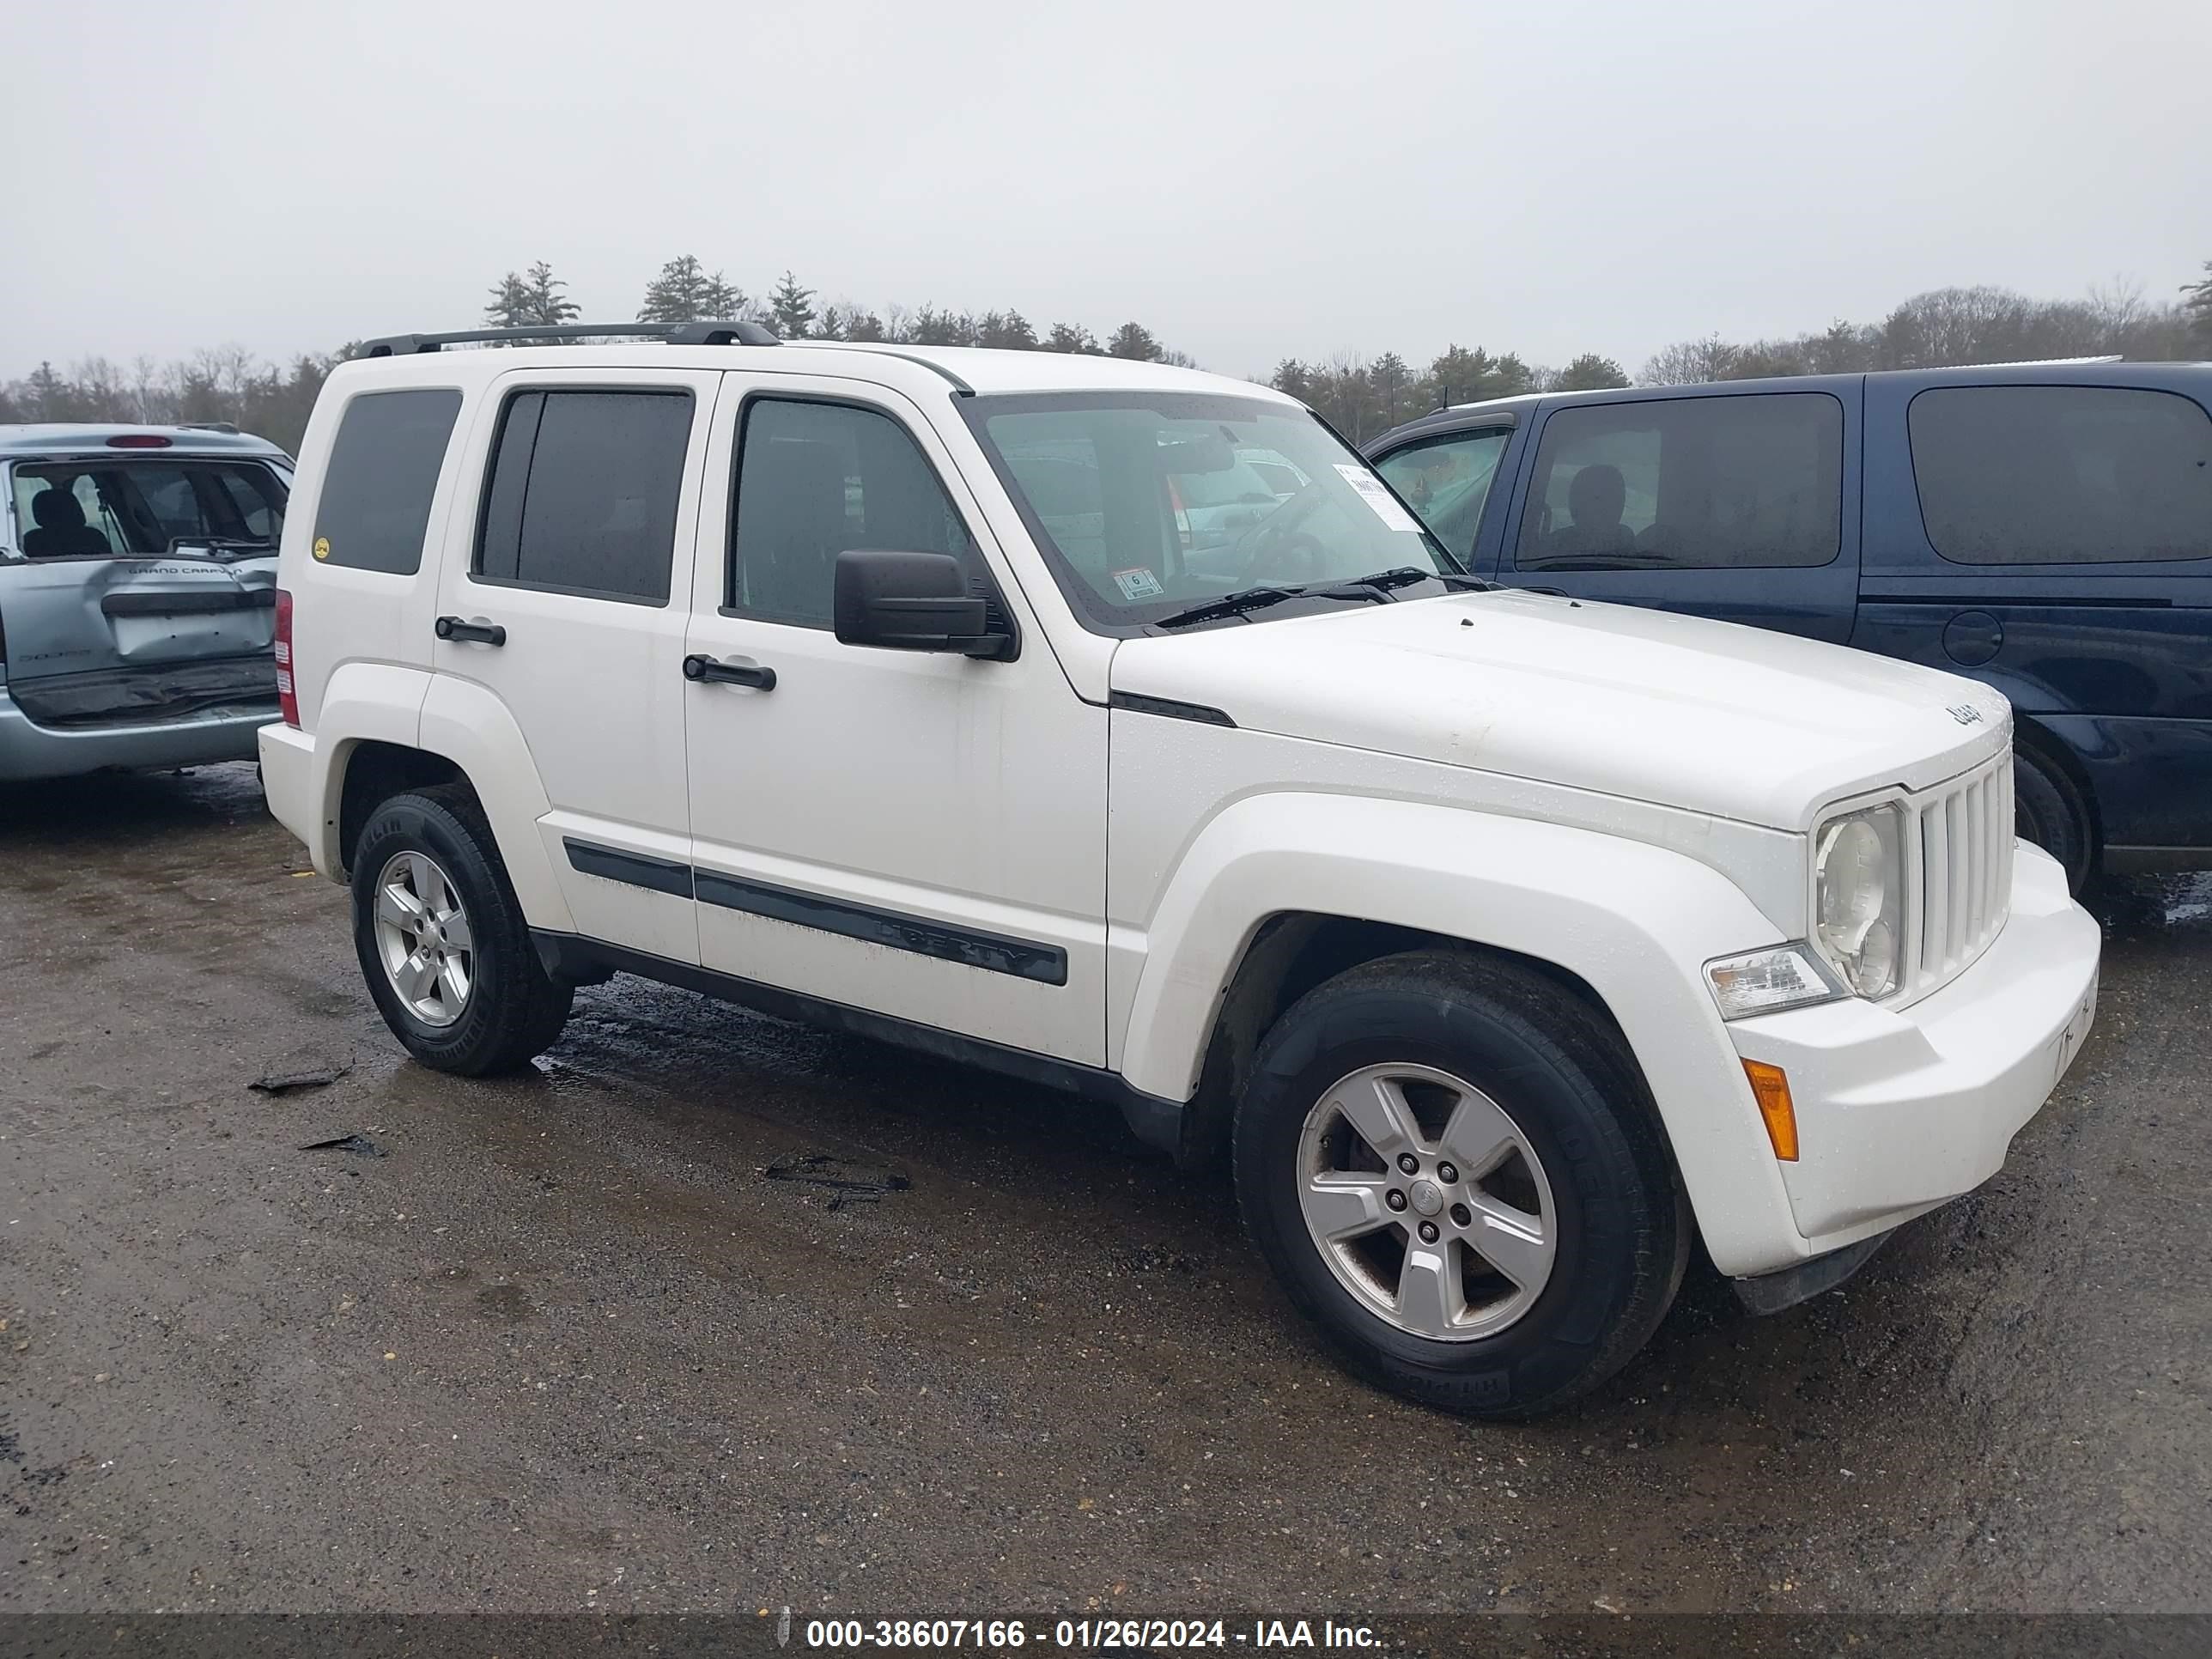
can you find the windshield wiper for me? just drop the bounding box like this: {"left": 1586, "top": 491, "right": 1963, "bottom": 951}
{"left": 1153, "top": 586, "right": 1305, "bottom": 629}
{"left": 1316, "top": 567, "right": 1500, "bottom": 600}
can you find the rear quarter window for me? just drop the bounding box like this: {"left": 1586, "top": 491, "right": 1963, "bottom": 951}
{"left": 311, "top": 388, "right": 465, "bottom": 574}
{"left": 1909, "top": 385, "right": 2212, "bottom": 564}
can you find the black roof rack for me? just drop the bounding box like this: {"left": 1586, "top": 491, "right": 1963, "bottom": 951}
{"left": 358, "top": 320, "right": 779, "bottom": 357}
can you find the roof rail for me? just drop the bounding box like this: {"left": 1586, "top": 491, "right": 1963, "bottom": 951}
{"left": 357, "top": 320, "right": 780, "bottom": 357}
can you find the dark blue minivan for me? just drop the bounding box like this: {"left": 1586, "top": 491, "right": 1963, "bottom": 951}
{"left": 1365, "top": 362, "right": 2212, "bottom": 889}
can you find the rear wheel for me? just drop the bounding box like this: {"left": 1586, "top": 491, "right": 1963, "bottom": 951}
{"left": 2014, "top": 745, "right": 2092, "bottom": 893}
{"left": 1234, "top": 951, "right": 1687, "bottom": 1419}
{"left": 349, "top": 785, "right": 571, "bottom": 1073}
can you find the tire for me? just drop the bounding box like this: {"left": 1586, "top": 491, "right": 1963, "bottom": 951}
{"left": 349, "top": 784, "right": 572, "bottom": 1074}
{"left": 1233, "top": 951, "right": 1689, "bottom": 1419}
{"left": 2013, "top": 745, "right": 2092, "bottom": 893}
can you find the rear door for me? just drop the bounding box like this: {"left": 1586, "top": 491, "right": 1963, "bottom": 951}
{"left": 430, "top": 367, "right": 717, "bottom": 965}
{"left": 1486, "top": 385, "right": 1862, "bottom": 643}
{"left": 1856, "top": 372, "right": 2212, "bottom": 852}
{"left": 0, "top": 453, "right": 288, "bottom": 726}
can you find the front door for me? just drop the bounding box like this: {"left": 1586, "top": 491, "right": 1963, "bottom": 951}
{"left": 1490, "top": 386, "right": 1863, "bottom": 644}
{"left": 431, "top": 367, "right": 717, "bottom": 964}
{"left": 682, "top": 375, "right": 1108, "bottom": 1066}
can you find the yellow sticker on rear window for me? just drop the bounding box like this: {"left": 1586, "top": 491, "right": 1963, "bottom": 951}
{"left": 313, "top": 537, "right": 331, "bottom": 560}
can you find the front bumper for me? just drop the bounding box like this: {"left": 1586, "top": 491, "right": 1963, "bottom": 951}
{"left": 1727, "top": 840, "right": 2100, "bottom": 1267}
{"left": 0, "top": 685, "right": 274, "bottom": 781}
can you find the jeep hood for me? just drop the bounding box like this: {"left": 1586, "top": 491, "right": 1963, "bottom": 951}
{"left": 1108, "top": 590, "right": 2010, "bottom": 830}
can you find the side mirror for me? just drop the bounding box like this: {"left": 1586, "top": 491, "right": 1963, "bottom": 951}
{"left": 833, "top": 550, "right": 994, "bottom": 654}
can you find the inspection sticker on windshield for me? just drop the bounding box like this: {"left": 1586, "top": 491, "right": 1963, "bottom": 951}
{"left": 1334, "top": 465, "right": 1423, "bottom": 534}
{"left": 1113, "top": 566, "right": 1165, "bottom": 601}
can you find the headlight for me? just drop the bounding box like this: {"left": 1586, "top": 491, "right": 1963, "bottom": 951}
{"left": 1813, "top": 803, "right": 1905, "bottom": 999}
{"left": 1705, "top": 943, "right": 1845, "bottom": 1020}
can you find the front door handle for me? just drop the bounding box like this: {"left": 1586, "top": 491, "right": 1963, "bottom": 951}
{"left": 435, "top": 615, "right": 507, "bottom": 647}
{"left": 683, "top": 653, "right": 776, "bottom": 691}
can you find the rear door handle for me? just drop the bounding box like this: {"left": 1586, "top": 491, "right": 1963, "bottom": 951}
{"left": 435, "top": 615, "right": 507, "bottom": 647}
{"left": 683, "top": 653, "right": 775, "bottom": 691}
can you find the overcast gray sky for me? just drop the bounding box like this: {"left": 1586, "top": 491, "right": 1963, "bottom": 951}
{"left": 4, "top": 0, "right": 2207, "bottom": 382}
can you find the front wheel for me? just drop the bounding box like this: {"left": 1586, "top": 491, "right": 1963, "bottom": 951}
{"left": 1234, "top": 951, "right": 1688, "bottom": 1419}
{"left": 2014, "top": 745, "right": 2092, "bottom": 894}
{"left": 349, "top": 785, "right": 572, "bottom": 1074}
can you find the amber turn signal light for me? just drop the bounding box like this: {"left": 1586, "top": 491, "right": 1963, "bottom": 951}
{"left": 1742, "top": 1060, "right": 1799, "bottom": 1162}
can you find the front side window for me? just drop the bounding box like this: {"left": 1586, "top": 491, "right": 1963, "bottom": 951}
{"left": 14, "top": 458, "right": 289, "bottom": 558}
{"left": 1374, "top": 428, "right": 1513, "bottom": 564}
{"left": 728, "top": 398, "right": 975, "bottom": 629}
{"left": 314, "top": 388, "right": 462, "bottom": 574}
{"left": 964, "top": 392, "right": 1450, "bottom": 629}
{"left": 476, "top": 389, "right": 692, "bottom": 604}
{"left": 1514, "top": 393, "right": 1843, "bottom": 571}
{"left": 1909, "top": 385, "right": 2212, "bottom": 565}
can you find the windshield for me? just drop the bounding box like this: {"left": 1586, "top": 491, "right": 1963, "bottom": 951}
{"left": 963, "top": 392, "right": 1453, "bottom": 629}
{"left": 11, "top": 459, "right": 287, "bottom": 558}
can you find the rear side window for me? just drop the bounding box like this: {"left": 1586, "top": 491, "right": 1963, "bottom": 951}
{"left": 475, "top": 390, "right": 692, "bottom": 604}
{"left": 1515, "top": 393, "right": 1843, "bottom": 571}
{"left": 1910, "top": 385, "right": 2212, "bottom": 564}
{"left": 1375, "top": 428, "right": 1512, "bottom": 563}
{"left": 728, "top": 398, "right": 975, "bottom": 628}
{"left": 313, "top": 389, "right": 462, "bottom": 574}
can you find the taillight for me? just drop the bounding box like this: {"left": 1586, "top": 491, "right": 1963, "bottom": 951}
{"left": 274, "top": 587, "right": 300, "bottom": 726}
{"left": 106, "top": 433, "right": 173, "bottom": 448}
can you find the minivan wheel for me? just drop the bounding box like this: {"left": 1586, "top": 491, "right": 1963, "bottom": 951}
{"left": 1234, "top": 951, "right": 1688, "bottom": 1419}
{"left": 2014, "top": 746, "right": 2091, "bottom": 893}
{"left": 349, "top": 785, "right": 572, "bottom": 1074}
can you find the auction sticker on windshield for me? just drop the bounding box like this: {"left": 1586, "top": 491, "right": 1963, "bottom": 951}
{"left": 1334, "top": 465, "right": 1423, "bottom": 534}
{"left": 1112, "top": 567, "right": 1165, "bottom": 601}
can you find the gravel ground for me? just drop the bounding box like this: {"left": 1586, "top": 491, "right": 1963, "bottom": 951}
{"left": 2, "top": 763, "right": 2206, "bottom": 1620}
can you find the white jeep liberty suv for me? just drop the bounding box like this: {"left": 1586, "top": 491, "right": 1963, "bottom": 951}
{"left": 260, "top": 322, "right": 2101, "bottom": 1418}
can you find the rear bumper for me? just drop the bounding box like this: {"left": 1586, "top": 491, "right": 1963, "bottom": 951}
{"left": 1726, "top": 842, "right": 2100, "bottom": 1269}
{"left": 0, "top": 685, "right": 274, "bottom": 781}
{"left": 257, "top": 720, "right": 321, "bottom": 865}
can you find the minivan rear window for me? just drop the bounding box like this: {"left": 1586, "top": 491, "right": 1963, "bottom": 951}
{"left": 312, "top": 388, "right": 463, "bottom": 574}
{"left": 1909, "top": 385, "right": 2212, "bottom": 565}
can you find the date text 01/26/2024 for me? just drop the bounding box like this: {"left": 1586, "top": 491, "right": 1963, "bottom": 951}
{"left": 799, "top": 1618, "right": 1382, "bottom": 1650}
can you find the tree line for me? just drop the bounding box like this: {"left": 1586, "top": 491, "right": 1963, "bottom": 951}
{"left": 6, "top": 258, "right": 2208, "bottom": 457}
{"left": 1638, "top": 271, "right": 2209, "bottom": 386}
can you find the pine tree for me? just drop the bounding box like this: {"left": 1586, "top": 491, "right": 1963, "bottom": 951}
{"left": 1371, "top": 351, "right": 1411, "bottom": 423}
{"left": 522, "top": 262, "right": 579, "bottom": 327}
{"left": 1106, "top": 322, "right": 1163, "bottom": 361}
{"left": 638, "top": 255, "right": 710, "bottom": 324}
{"left": 978, "top": 311, "right": 1037, "bottom": 349}
{"left": 484, "top": 271, "right": 532, "bottom": 329}
{"left": 2184, "top": 260, "right": 2212, "bottom": 347}
{"left": 1047, "top": 323, "right": 1097, "bottom": 355}
{"left": 1553, "top": 353, "right": 1630, "bottom": 392}
{"left": 769, "top": 270, "right": 817, "bottom": 339}
{"left": 701, "top": 270, "right": 747, "bottom": 320}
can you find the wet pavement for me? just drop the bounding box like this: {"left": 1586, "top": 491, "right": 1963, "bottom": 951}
{"left": 1, "top": 763, "right": 2207, "bottom": 1617}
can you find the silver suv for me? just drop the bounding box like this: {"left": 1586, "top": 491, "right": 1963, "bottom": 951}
{"left": 0, "top": 423, "right": 291, "bottom": 781}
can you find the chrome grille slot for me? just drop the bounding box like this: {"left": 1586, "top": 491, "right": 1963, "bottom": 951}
{"left": 1910, "top": 751, "right": 2013, "bottom": 997}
